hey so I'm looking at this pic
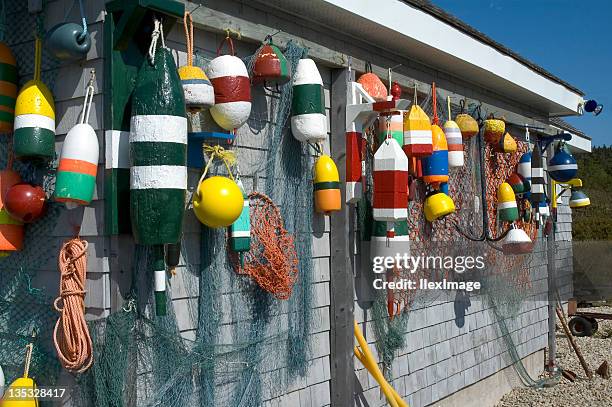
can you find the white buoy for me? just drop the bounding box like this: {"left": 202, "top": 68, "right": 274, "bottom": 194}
{"left": 291, "top": 58, "right": 327, "bottom": 143}
{"left": 208, "top": 55, "right": 251, "bottom": 130}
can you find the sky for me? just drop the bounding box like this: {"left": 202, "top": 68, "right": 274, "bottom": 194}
{"left": 430, "top": 0, "right": 611, "bottom": 147}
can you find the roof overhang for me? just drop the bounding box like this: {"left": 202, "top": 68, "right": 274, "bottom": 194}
{"left": 270, "top": 0, "right": 584, "bottom": 117}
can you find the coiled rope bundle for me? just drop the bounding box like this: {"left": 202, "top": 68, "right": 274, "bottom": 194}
{"left": 53, "top": 237, "right": 93, "bottom": 373}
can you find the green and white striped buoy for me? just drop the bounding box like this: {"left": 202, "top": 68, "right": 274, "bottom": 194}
{"left": 130, "top": 25, "right": 187, "bottom": 316}
{"left": 130, "top": 47, "right": 187, "bottom": 245}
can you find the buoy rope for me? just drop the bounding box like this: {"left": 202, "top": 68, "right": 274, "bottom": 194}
{"left": 53, "top": 237, "right": 93, "bottom": 373}
{"left": 447, "top": 96, "right": 452, "bottom": 121}
{"left": 431, "top": 82, "right": 438, "bottom": 125}
{"left": 197, "top": 145, "right": 237, "bottom": 195}
{"left": 77, "top": 0, "right": 88, "bottom": 42}
{"left": 217, "top": 29, "right": 239, "bottom": 56}
{"left": 23, "top": 343, "right": 33, "bottom": 378}
{"left": 34, "top": 36, "right": 42, "bottom": 82}
{"left": 183, "top": 11, "right": 194, "bottom": 67}
{"left": 148, "top": 18, "right": 165, "bottom": 65}
{"left": 79, "top": 69, "right": 95, "bottom": 125}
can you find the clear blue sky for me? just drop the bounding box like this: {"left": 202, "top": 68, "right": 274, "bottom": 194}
{"left": 431, "top": 0, "right": 610, "bottom": 147}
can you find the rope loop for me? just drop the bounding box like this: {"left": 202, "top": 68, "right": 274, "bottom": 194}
{"left": 148, "top": 17, "right": 165, "bottom": 65}
{"left": 183, "top": 11, "right": 194, "bottom": 66}
{"left": 216, "top": 28, "right": 241, "bottom": 56}
{"left": 79, "top": 69, "right": 95, "bottom": 125}
{"left": 197, "top": 144, "right": 237, "bottom": 196}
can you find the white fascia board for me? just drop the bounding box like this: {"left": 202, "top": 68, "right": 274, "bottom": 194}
{"left": 321, "top": 0, "right": 584, "bottom": 115}
{"left": 550, "top": 125, "right": 592, "bottom": 153}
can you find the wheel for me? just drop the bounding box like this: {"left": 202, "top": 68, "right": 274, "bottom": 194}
{"left": 569, "top": 316, "right": 594, "bottom": 337}
{"left": 586, "top": 317, "right": 599, "bottom": 333}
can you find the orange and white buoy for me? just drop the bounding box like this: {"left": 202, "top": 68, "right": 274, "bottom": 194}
{"left": 54, "top": 70, "right": 98, "bottom": 207}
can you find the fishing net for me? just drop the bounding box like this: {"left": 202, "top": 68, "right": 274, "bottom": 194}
{"left": 0, "top": 0, "right": 67, "bottom": 400}
{"left": 68, "top": 40, "right": 315, "bottom": 407}
{"left": 364, "top": 87, "right": 546, "bottom": 385}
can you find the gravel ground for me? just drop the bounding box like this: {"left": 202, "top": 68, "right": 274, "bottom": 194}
{"left": 496, "top": 306, "right": 612, "bottom": 407}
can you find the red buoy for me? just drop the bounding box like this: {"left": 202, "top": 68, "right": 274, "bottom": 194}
{"left": 5, "top": 183, "right": 46, "bottom": 223}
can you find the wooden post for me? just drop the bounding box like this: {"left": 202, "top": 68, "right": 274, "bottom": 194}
{"left": 556, "top": 307, "right": 593, "bottom": 379}
{"left": 330, "top": 67, "right": 355, "bottom": 406}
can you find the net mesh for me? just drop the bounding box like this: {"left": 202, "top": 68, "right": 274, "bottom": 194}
{"left": 363, "top": 88, "right": 546, "bottom": 385}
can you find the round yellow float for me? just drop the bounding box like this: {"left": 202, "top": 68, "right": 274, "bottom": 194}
{"left": 193, "top": 176, "right": 243, "bottom": 228}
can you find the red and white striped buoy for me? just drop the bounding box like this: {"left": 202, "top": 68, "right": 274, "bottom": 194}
{"left": 208, "top": 37, "right": 251, "bottom": 130}
{"left": 373, "top": 137, "right": 408, "bottom": 237}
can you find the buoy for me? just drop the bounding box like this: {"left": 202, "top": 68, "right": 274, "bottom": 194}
{"left": 45, "top": 22, "right": 91, "bottom": 61}
{"left": 193, "top": 176, "right": 243, "bottom": 227}
{"left": 356, "top": 64, "right": 387, "bottom": 102}
{"left": 403, "top": 104, "right": 432, "bottom": 157}
{"left": 0, "top": 42, "right": 18, "bottom": 133}
{"left": 502, "top": 225, "right": 533, "bottom": 255}
{"left": 549, "top": 143, "right": 577, "bottom": 182}
{"left": 314, "top": 155, "right": 341, "bottom": 214}
{"left": 377, "top": 113, "right": 403, "bottom": 146}
{"left": 518, "top": 151, "right": 532, "bottom": 198}
{"left": 507, "top": 172, "right": 527, "bottom": 195}
{"left": 390, "top": 82, "right": 401, "bottom": 101}
{"left": 569, "top": 190, "right": 590, "bottom": 208}
{"left": 14, "top": 38, "right": 55, "bottom": 162}
{"left": 345, "top": 130, "right": 364, "bottom": 203}
{"left": 455, "top": 113, "right": 478, "bottom": 139}
{"left": 484, "top": 118, "right": 505, "bottom": 144}
{"left": 530, "top": 145, "right": 545, "bottom": 204}
{"left": 497, "top": 182, "right": 518, "bottom": 222}
{"left": 208, "top": 36, "right": 251, "bottom": 130}
{"left": 291, "top": 58, "right": 327, "bottom": 142}
{"left": 494, "top": 132, "right": 517, "bottom": 154}
{"left": 3, "top": 343, "right": 38, "bottom": 407}
{"left": 538, "top": 201, "right": 550, "bottom": 217}
{"left": 370, "top": 219, "right": 409, "bottom": 266}
{"left": 252, "top": 39, "right": 291, "bottom": 87}
{"left": 443, "top": 97, "right": 463, "bottom": 168}
{"left": 178, "top": 66, "right": 214, "bottom": 111}
{"left": 230, "top": 179, "right": 250, "bottom": 255}
{"left": 444, "top": 120, "right": 463, "bottom": 168}
{"left": 5, "top": 183, "right": 46, "bottom": 223}
{"left": 0, "top": 164, "right": 23, "bottom": 255}
{"left": 165, "top": 242, "right": 181, "bottom": 273}
{"left": 424, "top": 190, "right": 455, "bottom": 222}
{"left": 55, "top": 71, "right": 98, "bottom": 207}
{"left": 373, "top": 138, "right": 408, "bottom": 235}
{"left": 129, "top": 30, "right": 187, "bottom": 245}
{"left": 178, "top": 11, "right": 214, "bottom": 110}
{"left": 422, "top": 124, "right": 449, "bottom": 185}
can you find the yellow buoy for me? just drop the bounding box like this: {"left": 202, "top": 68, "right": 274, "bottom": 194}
{"left": 14, "top": 38, "right": 55, "bottom": 162}
{"left": 193, "top": 176, "right": 243, "bottom": 228}
{"left": 483, "top": 118, "right": 505, "bottom": 144}
{"left": 313, "top": 155, "right": 341, "bottom": 214}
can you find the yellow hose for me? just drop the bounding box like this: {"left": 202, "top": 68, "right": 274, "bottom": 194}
{"left": 354, "top": 321, "right": 409, "bottom": 407}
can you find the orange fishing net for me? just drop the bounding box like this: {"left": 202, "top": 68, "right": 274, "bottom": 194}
{"left": 231, "top": 192, "right": 299, "bottom": 300}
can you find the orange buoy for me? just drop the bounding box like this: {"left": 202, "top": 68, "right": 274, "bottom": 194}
{"left": 0, "top": 167, "right": 23, "bottom": 255}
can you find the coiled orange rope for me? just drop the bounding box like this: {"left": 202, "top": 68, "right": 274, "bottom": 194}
{"left": 53, "top": 237, "right": 93, "bottom": 373}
